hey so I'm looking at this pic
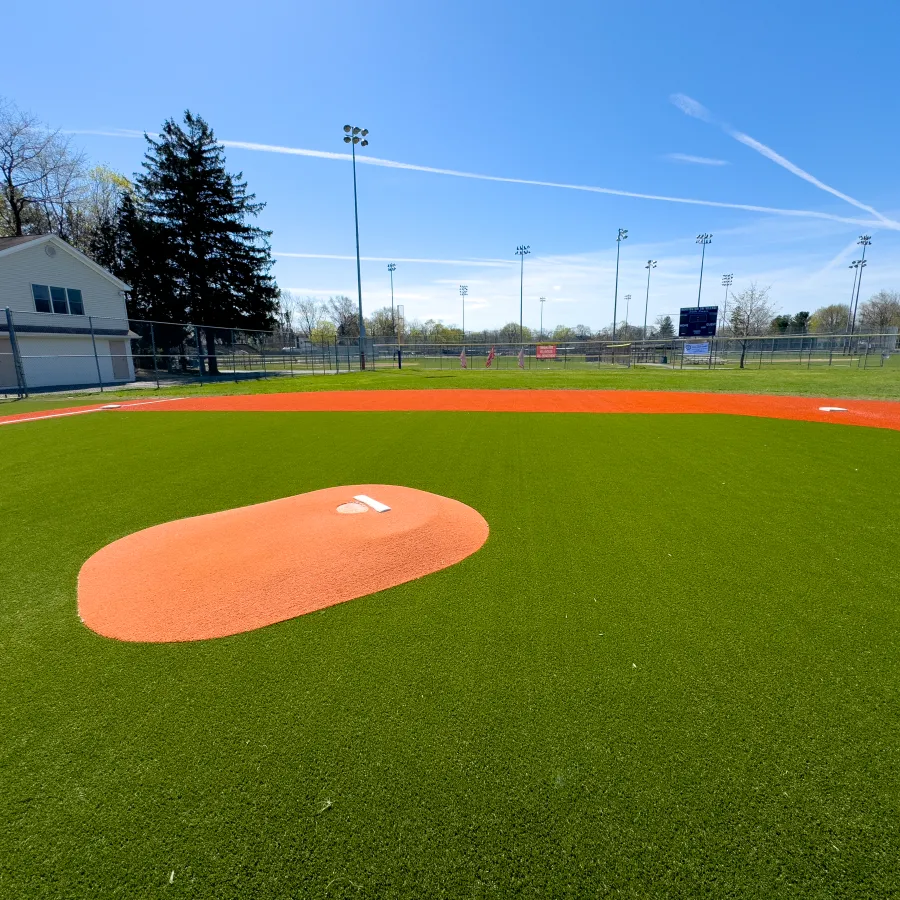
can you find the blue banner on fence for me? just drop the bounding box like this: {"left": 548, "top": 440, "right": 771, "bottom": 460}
{"left": 684, "top": 342, "right": 710, "bottom": 355}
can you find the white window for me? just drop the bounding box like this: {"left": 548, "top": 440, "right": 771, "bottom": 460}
{"left": 67, "top": 289, "right": 85, "bottom": 316}
{"left": 31, "top": 284, "right": 51, "bottom": 313}
{"left": 31, "top": 284, "right": 86, "bottom": 316}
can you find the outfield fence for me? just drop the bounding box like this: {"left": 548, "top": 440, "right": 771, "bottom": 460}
{"left": 378, "top": 332, "right": 899, "bottom": 372}
{"left": 0, "top": 306, "right": 897, "bottom": 396}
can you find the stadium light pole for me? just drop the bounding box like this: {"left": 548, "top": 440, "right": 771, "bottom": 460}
{"left": 624, "top": 294, "right": 631, "bottom": 334}
{"left": 848, "top": 259, "right": 868, "bottom": 337}
{"left": 613, "top": 228, "right": 628, "bottom": 340}
{"left": 846, "top": 262, "right": 860, "bottom": 333}
{"left": 849, "top": 234, "right": 872, "bottom": 336}
{"left": 343, "top": 125, "right": 369, "bottom": 369}
{"left": 539, "top": 296, "right": 546, "bottom": 339}
{"left": 696, "top": 234, "right": 712, "bottom": 307}
{"left": 643, "top": 260, "right": 657, "bottom": 341}
{"left": 721, "top": 273, "right": 733, "bottom": 330}
{"left": 459, "top": 284, "right": 468, "bottom": 339}
{"left": 516, "top": 245, "right": 530, "bottom": 342}
{"left": 388, "top": 263, "right": 397, "bottom": 336}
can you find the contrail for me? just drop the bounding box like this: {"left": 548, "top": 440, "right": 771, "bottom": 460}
{"left": 727, "top": 130, "right": 894, "bottom": 226}
{"left": 275, "top": 252, "right": 514, "bottom": 267}
{"left": 68, "top": 128, "right": 896, "bottom": 230}
{"left": 668, "top": 95, "right": 898, "bottom": 228}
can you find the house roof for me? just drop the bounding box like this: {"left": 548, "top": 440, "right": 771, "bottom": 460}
{"left": 0, "top": 233, "right": 131, "bottom": 291}
{"left": 0, "top": 235, "right": 46, "bottom": 251}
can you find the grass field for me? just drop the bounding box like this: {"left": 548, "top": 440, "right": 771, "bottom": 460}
{"left": 3, "top": 359, "right": 900, "bottom": 409}
{"left": 2, "top": 407, "right": 898, "bottom": 898}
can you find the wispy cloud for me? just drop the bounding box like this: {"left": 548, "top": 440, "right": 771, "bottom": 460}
{"left": 670, "top": 94, "right": 714, "bottom": 122}
{"left": 668, "top": 95, "right": 899, "bottom": 228}
{"left": 666, "top": 153, "right": 729, "bottom": 166}
{"left": 275, "top": 252, "right": 514, "bottom": 267}
{"left": 67, "top": 128, "right": 894, "bottom": 230}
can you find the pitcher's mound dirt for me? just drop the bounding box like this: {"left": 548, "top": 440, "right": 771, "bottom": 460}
{"left": 78, "top": 484, "right": 489, "bottom": 643}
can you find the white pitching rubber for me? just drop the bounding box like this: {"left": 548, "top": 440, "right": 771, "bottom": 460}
{"left": 819, "top": 406, "right": 848, "bottom": 412}
{"left": 353, "top": 494, "right": 391, "bottom": 513}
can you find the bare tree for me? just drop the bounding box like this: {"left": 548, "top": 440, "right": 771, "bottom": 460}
{"left": 0, "top": 97, "right": 85, "bottom": 237}
{"left": 326, "top": 295, "right": 359, "bottom": 337}
{"left": 296, "top": 296, "right": 323, "bottom": 337}
{"left": 729, "top": 282, "right": 776, "bottom": 368}
{"left": 859, "top": 290, "right": 900, "bottom": 332}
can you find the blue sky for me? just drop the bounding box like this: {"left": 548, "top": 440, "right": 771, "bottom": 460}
{"left": 7, "top": 0, "right": 900, "bottom": 331}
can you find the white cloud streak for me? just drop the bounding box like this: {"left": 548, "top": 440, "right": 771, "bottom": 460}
{"left": 670, "top": 94, "right": 714, "bottom": 122}
{"left": 67, "top": 128, "right": 895, "bottom": 230}
{"left": 668, "top": 95, "right": 899, "bottom": 228}
{"left": 667, "top": 153, "right": 729, "bottom": 166}
{"left": 275, "top": 252, "right": 514, "bottom": 267}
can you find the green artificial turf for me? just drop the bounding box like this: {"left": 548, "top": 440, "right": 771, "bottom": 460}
{"left": 1, "top": 410, "right": 898, "bottom": 898}
{"left": 5, "top": 357, "right": 900, "bottom": 405}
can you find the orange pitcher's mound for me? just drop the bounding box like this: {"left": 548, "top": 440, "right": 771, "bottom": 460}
{"left": 78, "top": 485, "right": 489, "bottom": 643}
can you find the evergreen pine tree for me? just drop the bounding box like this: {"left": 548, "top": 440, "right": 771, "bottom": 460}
{"left": 123, "top": 111, "right": 278, "bottom": 373}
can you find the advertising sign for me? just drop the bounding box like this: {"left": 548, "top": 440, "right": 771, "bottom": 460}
{"left": 536, "top": 344, "right": 557, "bottom": 359}
{"left": 684, "top": 342, "right": 710, "bottom": 356}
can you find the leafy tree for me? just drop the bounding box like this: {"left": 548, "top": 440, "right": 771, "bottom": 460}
{"left": 551, "top": 325, "right": 574, "bottom": 341}
{"left": 809, "top": 303, "right": 850, "bottom": 333}
{"left": 791, "top": 311, "right": 811, "bottom": 332}
{"left": 859, "top": 290, "right": 900, "bottom": 331}
{"left": 655, "top": 315, "right": 675, "bottom": 338}
{"left": 366, "top": 306, "right": 396, "bottom": 336}
{"left": 770, "top": 314, "right": 792, "bottom": 334}
{"left": 729, "top": 283, "right": 776, "bottom": 368}
{"left": 500, "top": 321, "right": 532, "bottom": 342}
{"left": 122, "top": 111, "right": 278, "bottom": 373}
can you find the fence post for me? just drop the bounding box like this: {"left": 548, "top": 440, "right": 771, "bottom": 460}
{"left": 149, "top": 322, "right": 160, "bottom": 389}
{"left": 261, "top": 334, "right": 268, "bottom": 379}
{"left": 193, "top": 325, "right": 204, "bottom": 385}
{"left": 89, "top": 315, "right": 104, "bottom": 392}
{"left": 4, "top": 307, "right": 28, "bottom": 398}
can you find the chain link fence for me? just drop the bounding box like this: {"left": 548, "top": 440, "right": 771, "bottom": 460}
{"left": 1, "top": 306, "right": 897, "bottom": 397}
{"left": 375, "top": 332, "right": 899, "bottom": 372}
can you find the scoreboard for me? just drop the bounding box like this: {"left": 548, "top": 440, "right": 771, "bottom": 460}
{"left": 679, "top": 306, "right": 718, "bottom": 337}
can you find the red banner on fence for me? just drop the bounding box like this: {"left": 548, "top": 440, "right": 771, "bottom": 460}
{"left": 536, "top": 344, "right": 557, "bottom": 359}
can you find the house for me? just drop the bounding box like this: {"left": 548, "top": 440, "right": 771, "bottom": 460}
{"left": 0, "top": 234, "right": 135, "bottom": 393}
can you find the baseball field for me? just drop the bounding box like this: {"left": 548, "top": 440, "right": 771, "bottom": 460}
{"left": 1, "top": 376, "right": 898, "bottom": 898}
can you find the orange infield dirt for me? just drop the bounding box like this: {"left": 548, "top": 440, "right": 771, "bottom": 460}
{"left": 78, "top": 484, "right": 489, "bottom": 643}
{"left": 119, "top": 388, "right": 900, "bottom": 430}
{"left": 3, "top": 390, "right": 900, "bottom": 429}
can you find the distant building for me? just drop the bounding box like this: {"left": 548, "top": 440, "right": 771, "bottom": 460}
{"left": 0, "top": 234, "right": 135, "bottom": 392}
